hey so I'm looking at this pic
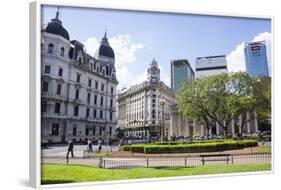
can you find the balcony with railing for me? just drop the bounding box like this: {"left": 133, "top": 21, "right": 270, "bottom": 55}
{"left": 41, "top": 92, "right": 67, "bottom": 101}
{"left": 41, "top": 112, "right": 68, "bottom": 119}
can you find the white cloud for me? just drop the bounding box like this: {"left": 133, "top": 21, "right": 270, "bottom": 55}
{"left": 159, "top": 65, "right": 171, "bottom": 87}
{"left": 84, "top": 34, "right": 145, "bottom": 90}
{"left": 226, "top": 32, "right": 272, "bottom": 75}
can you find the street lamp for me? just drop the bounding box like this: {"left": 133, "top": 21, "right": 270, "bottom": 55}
{"left": 160, "top": 99, "right": 166, "bottom": 142}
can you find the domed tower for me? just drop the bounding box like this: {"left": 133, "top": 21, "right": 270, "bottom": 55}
{"left": 147, "top": 58, "right": 160, "bottom": 84}
{"left": 45, "top": 8, "right": 70, "bottom": 40}
{"left": 95, "top": 31, "right": 115, "bottom": 63}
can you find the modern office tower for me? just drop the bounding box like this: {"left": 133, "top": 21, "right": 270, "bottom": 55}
{"left": 195, "top": 55, "right": 228, "bottom": 78}
{"left": 170, "top": 59, "right": 195, "bottom": 93}
{"left": 244, "top": 41, "right": 269, "bottom": 77}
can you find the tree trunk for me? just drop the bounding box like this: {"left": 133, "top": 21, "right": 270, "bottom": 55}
{"left": 223, "top": 128, "right": 228, "bottom": 139}
{"left": 206, "top": 127, "right": 210, "bottom": 140}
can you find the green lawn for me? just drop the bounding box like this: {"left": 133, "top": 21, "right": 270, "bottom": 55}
{"left": 90, "top": 152, "right": 113, "bottom": 157}
{"left": 257, "top": 146, "right": 271, "bottom": 154}
{"left": 41, "top": 163, "right": 271, "bottom": 185}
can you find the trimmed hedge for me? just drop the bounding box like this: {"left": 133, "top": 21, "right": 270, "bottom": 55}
{"left": 120, "top": 140, "right": 258, "bottom": 154}
{"left": 154, "top": 139, "right": 228, "bottom": 145}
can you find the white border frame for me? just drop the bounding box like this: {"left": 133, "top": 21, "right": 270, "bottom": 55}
{"left": 29, "top": 0, "right": 274, "bottom": 189}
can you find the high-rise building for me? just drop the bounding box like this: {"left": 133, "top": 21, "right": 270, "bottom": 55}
{"left": 170, "top": 59, "right": 195, "bottom": 93}
{"left": 244, "top": 41, "right": 269, "bottom": 77}
{"left": 195, "top": 55, "right": 227, "bottom": 78}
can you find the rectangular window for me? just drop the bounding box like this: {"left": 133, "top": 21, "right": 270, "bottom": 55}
{"left": 87, "top": 93, "right": 91, "bottom": 104}
{"left": 93, "top": 109, "right": 97, "bottom": 118}
{"left": 95, "top": 81, "right": 98, "bottom": 89}
{"left": 44, "top": 65, "right": 51, "bottom": 74}
{"left": 56, "top": 84, "right": 61, "bottom": 95}
{"left": 74, "top": 106, "right": 79, "bottom": 116}
{"left": 99, "top": 126, "right": 102, "bottom": 135}
{"left": 110, "top": 99, "right": 113, "bottom": 107}
{"left": 55, "top": 103, "right": 60, "bottom": 113}
{"left": 76, "top": 73, "right": 80, "bottom": 83}
{"left": 109, "top": 127, "right": 112, "bottom": 136}
{"left": 111, "top": 86, "right": 114, "bottom": 94}
{"left": 51, "top": 123, "right": 59, "bottom": 136}
{"left": 86, "top": 108, "right": 90, "bottom": 117}
{"left": 101, "top": 83, "right": 104, "bottom": 91}
{"left": 93, "top": 126, "right": 96, "bottom": 135}
{"left": 88, "top": 79, "right": 92, "bottom": 87}
{"left": 100, "top": 96, "right": 103, "bottom": 106}
{"left": 73, "top": 127, "right": 77, "bottom": 136}
{"left": 42, "top": 81, "right": 48, "bottom": 92}
{"left": 94, "top": 95, "right": 97, "bottom": 105}
{"left": 85, "top": 127, "right": 89, "bottom": 136}
{"left": 100, "top": 110, "right": 103, "bottom": 119}
{"left": 58, "top": 68, "right": 63, "bottom": 77}
{"left": 41, "top": 101, "right": 47, "bottom": 112}
{"left": 75, "top": 89, "right": 79, "bottom": 99}
{"left": 110, "top": 112, "right": 113, "bottom": 121}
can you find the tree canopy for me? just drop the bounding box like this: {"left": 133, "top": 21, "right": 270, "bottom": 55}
{"left": 177, "top": 72, "right": 271, "bottom": 139}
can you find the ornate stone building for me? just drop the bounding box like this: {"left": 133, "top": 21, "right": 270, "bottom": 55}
{"left": 117, "top": 59, "right": 176, "bottom": 138}
{"left": 41, "top": 9, "right": 118, "bottom": 144}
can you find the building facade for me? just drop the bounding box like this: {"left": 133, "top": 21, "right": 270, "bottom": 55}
{"left": 117, "top": 59, "right": 176, "bottom": 138}
{"left": 170, "top": 59, "right": 195, "bottom": 93}
{"left": 195, "top": 55, "right": 228, "bottom": 78}
{"left": 41, "top": 10, "right": 118, "bottom": 144}
{"left": 244, "top": 41, "right": 269, "bottom": 77}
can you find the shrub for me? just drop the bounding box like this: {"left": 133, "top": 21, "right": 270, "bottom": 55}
{"left": 120, "top": 140, "right": 258, "bottom": 154}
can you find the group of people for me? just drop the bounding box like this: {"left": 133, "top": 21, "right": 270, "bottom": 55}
{"left": 66, "top": 138, "right": 103, "bottom": 163}
{"left": 86, "top": 138, "right": 103, "bottom": 153}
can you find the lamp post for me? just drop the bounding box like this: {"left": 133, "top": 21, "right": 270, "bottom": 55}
{"left": 160, "top": 99, "right": 166, "bottom": 142}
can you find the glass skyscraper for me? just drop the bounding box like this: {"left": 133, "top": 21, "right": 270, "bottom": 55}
{"left": 244, "top": 41, "right": 269, "bottom": 77}
{"left": 170, "top": 59, "right": 195, "bottom": 93}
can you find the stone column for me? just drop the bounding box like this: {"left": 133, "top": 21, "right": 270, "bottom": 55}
{"left": 186, "top": 119, "right": 190, "bottom": 137}
{"left": 254, "top": 111, "right": 259, "bottom": 133}
{"left": 193, "top": 120, "right": 196, "bottom": 135}
{"left": 200, "top": 125, "right": 205, "bottom": 136}
{"left": 246, "top": 112, "right": 251, "bottom": 133}
{"left": 170, "top": 113, "right": 177, "bottom": 138}
{"left": 231, "top": 119, "right": 235, "bottom": 135}
{"left": 177, "top": 115, "right": 181, "bottom": 137}
{"left": 239, "top": 115, "right": 242, "bottom": 134}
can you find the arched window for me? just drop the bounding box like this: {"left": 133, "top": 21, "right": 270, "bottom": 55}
{"left": 47, "top": 43, "right": 54, "bottom": 54}
{"left": 60, "top": 47, "right": 64, "bottom": 57}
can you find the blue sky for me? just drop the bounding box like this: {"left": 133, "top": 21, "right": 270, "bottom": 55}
{"left": 42, "top": 5, "right": 272, "bottom": 90}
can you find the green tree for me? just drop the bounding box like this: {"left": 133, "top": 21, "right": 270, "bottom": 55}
{"left": 177, "top": 72, "right": 268, "bottom": 139}
{"left": 177, "top": 80, "right": 213, "bottom": 139}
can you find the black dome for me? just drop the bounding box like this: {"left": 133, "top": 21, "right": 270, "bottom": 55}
{"left": 96, "top": 32, "right": 115, "bottom": 59}
{"left": 97, "top": 44, "right": 115, "bottom": 58}
{"left": 45, "top": 18, "right": 70, "bottom": 40}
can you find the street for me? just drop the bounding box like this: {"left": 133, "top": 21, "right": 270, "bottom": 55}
{"left": 41, "top": 144, "right": 119, "bottom": 158}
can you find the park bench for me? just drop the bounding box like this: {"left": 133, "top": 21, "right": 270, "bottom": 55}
{"left": 200, "top": 154, "right": 231, "bottom": 165}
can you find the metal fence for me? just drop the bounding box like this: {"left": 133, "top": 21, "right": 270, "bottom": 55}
{"left": 98, "top": 153, "right": 271, "bottom": 169}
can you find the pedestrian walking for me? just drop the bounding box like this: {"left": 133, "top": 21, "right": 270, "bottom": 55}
{"left": 98, "top": 138, "right": 102, "bottom": 153}
{"left": 66, "top": 139, "right": 74, "bottom": 163}
{"left": 119, "top": 138, "right": 123, "bottom": 148}
{"left": 87, "top": 139, "right": 93, "bottom": 153}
